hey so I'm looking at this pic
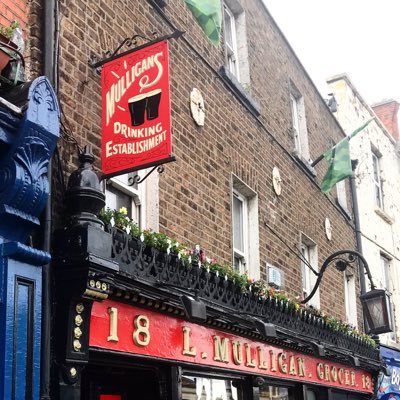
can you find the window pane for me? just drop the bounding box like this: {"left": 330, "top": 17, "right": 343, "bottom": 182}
{"left": 290, "top": 95, "right": 300, "bottom": 131}
{"left": 301, "top": 245, "right": 310, "bottom": 295}
{"left": 372, "top": 154, "right": 379, "bottom": 181}
{"left": 181, "top": 376, "right": 242, "bottom": 400}
{"left": 223, "top": 6, "right": 234, "bottom": 49}
{"left": 105, "top": 185, "right": 132, "bottom": 216}
{"left": 259, "top": 385, "right": 289, "bottom": 400}
{"left": 233, "top": 194, "right": 244, "bottom": 252}
{"left": 336, "top": 180, "right": 347, "bottom": 209}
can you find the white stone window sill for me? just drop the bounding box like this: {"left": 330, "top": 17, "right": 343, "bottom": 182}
{"left": 374, "top": 207, "right": 394, "bottom": 225}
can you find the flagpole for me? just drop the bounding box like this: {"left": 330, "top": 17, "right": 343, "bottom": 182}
{"left": 310, "top": 118, "right": 374, "bottom": 169}
{"left": 310, "top": 153, "right": 324, "bottom": 168}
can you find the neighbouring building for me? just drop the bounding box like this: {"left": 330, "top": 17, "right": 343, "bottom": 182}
{"left": 0, "top": 1, "right": 387, "bottom": 399}
{"left": 372, "top": 100, "right": 400, "bottom": 142}
{"left": 327, "top": 74, "right": 400, "bottom": 348}
{"left": 327, "top": 75, "right": 400, "bottom": 400}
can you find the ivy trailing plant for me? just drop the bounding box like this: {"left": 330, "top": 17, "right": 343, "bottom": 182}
{"left": 99, "top": 207, "right": 377, "bottom": 349}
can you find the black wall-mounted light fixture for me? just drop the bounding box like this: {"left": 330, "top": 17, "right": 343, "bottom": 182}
{"left": 181, "top": 294, "right": 207, "bottom": 323}
{"left": 349, "top": 355, "right": 360, "bottom": 367}
{"left": 253, "top": 318, "right": 277, "bottom": 339}
{"left": 312, "top": 342, "right": 326, "bottom": 357}
{"left": 301, "top": 250, "right": 392, "bottom": 335}
{"left": 360, "top": 288, "right": 392, "bottom": 335}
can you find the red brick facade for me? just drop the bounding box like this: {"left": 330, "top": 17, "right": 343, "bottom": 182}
{"left": 0, "top": 0, "right": 27, "bottom": 30}
{"left": 24, "top": 0, "right": 360, "bottom": 323}
{"left": 372, "top": 100, "right": 400, "bottom": 140}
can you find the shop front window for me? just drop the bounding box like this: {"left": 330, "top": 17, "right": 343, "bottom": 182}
{"left": 181, "top": 375, "right": 244, "bottom": 400}
{"left": 259, "top": 384, "right": 290, "bottom": 400}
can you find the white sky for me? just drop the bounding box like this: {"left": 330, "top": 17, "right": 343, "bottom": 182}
{"left": 262, "top": 0, "right": 400, "bottom": 105}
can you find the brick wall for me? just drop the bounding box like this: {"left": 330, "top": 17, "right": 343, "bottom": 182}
{"left": 372, "top": 100, "right": 400, "bottom": 140}
{"left": 28, "top": 0, "right": 360, "bottom": 323}
{"left": 0, "top": 0, "right": 27, "bottom": 30}
{"left": 0, "top": 0, "right": 42, "bottom": 79}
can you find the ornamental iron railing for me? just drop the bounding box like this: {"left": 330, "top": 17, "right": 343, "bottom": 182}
{"left": 106, "top": 225, "right": 379, "bottom": 361}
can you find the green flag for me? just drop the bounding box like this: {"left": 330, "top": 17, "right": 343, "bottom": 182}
{"left": 320, "top": 119, "right": 373, "bottom": 193}
{"left": 184, "top": 0, "right": 222, "bottom": 45}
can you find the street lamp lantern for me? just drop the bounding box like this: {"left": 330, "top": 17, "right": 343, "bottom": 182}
{"left": 360, "top": 288, "right": 392, "bottom": 335}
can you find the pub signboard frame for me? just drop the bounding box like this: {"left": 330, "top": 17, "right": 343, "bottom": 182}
{"left": 100, "top": 36, "right": 175, "bottom": 178}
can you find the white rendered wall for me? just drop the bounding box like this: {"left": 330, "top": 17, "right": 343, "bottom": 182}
{"left": 328, "top": 76, "right": 400, "bottom": 347}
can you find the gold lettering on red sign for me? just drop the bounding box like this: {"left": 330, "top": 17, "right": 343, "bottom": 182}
{"left": 345, "top": 370, "right": 350, "bottom": 385}
{"left": 298, "top": 358, "right": 305, "bottom": 377}
{"left": 289, "top": 356, "right": 297, "bottom": 376}
{"left": 107, "top": 307, "right": 119, "bottom": 343}
{"left": 315, "top": 364, "right": 357, "bottom": 388}
{"left": 270, "top": 350, "right": 277, "bottom": 372}
{"left": 317, "top": 363, "right": 324, "bottom": 379}
{"left": 182, "top": 327, "right": 196, "bottom": 357}
{"left": 232, "top": 341, "right": 243, "bottom": 365}
{"left": 338, "top": 368, "right": 344, "bottom": 384}
{"left": 133, "top": 315, "right": 150, "bottom": 346}
{"left": 331, "top": 366, "right": 337, "bottom": 382}
{"left": 362, "top": 374, "right": 371, "bottom": 390}
{"left": 245, "top": 344, "right": 256, "bottom": 368}
{"left": 257, "top": 347, "right": 268, "bottom": 370}
{"left": 278, "top": 352, "right": 287, "bottom": 373}
{"left": 325, "top": 364, "right": 330, "bottom": 381}
{"left": 213, "top": 336, "right": 229, "bottom": 363}
{"left": 351, "top": 371, "right": 356, "bottom": 386}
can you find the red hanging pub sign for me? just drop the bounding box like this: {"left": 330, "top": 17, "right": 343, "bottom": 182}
{"left": 101, "top": 39, "right": 172, "bottom": 177}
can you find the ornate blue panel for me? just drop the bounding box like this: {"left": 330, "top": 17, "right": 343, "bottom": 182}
{"left": 0, "top": 76, "right": 60, "bottom": 243}
{"left": 0, "top": 76, "right": 59, "bottom": 399}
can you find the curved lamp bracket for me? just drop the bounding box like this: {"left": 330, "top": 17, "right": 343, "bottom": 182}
{"left": 301, "top": 250, "right": 376, "bottom": 304}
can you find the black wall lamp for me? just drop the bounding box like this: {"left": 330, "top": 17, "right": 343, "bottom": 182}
{"left": 301, "top": 250, "right": 393, "bottom": 335}
{"left": 181, "top": 293, "right": 207, "bottom": 323}
{"left": 253, "top": 318, "right": 277, "bottom": 339}
{"left": 312, "top": 342, "right": 326, "bottom": 357}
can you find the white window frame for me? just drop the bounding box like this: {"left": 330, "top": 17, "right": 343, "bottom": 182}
{"left": 290, "top": 83, "right": 310, "bottom": 161}
{"left": 290, "top": 93, "right": 302, "bottom": 152}
{"left": 223, "top": 3, "right": 240, "bottom": 80}
{"left": 231, "top": 175, "right": 260, "bottom": 279}
{"left": 301, "top": 244, "right": 311, "bottom": 299}
{"left": 380, "top": 254, "right": 396, "bottom": 342}
{"left": 344, "top": 266, "right": 357, "bottom": 328}
{"left": 336, "top": 179, "right": 348, "bottom": 211}
{"left": 372, "top": 152, "right": 384, "bottom": 209}
{"left": 104, "top": 169, "right": 159, "bottom": 231}
{"left": 233, "top": 190, "right": 248, "bottom": 274}
{"left": 300, "top": 234, "right": 319, "bottom": 308}
{"left": 222, "top": 0, "right": 250, "bottom": 87}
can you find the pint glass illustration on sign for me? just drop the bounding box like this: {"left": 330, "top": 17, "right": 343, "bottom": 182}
{"left": 101, "top": 40, "right": 172, "bottom": 177}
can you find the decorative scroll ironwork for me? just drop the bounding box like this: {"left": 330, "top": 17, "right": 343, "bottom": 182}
{"left": 127, "top": 165, "right": 165, "bottom": 186}
{"left": 88, "top": 30, "right": 184, "bottom": 70}
{"left": 106, "top": 226, "right": 379, "bottom": 361}
{"left": 301, "top": 250, "right": 376, "bottom": 304}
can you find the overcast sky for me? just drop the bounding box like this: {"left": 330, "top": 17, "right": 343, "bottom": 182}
{"left": 262, "top": 0, "right": 400, "bottom": 105}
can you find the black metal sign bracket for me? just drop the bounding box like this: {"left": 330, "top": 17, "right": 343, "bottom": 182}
{"left": 88, "top": 30, "right": 184, "bottom": 71}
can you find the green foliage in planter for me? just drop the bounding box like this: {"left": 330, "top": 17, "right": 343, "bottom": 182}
{"left": 100, "top": 207, "right": 141, "bottom": 238}
{"left": 0, "top": 21, "right": 19, "bottom": 40}
{"left": 98, "top": 208, "right": 377, "bottom": 349}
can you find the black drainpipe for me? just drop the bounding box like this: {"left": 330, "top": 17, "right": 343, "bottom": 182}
{"left": 350, "top": 160, "right": 368, "bottom": 331}
{"left": 41, "top": 0, "right": 57, "bottom": 398}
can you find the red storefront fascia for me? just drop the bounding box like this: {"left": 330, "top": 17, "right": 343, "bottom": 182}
{"left": 90, "top": 299, "right": 373, "bottom": 395}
